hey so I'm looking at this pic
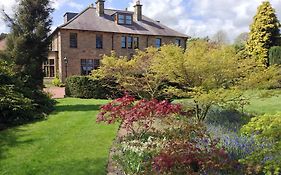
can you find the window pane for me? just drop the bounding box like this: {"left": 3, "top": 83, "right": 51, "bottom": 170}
{"left": 70, "top": 33, "right": 77, "bottom": 48}
{"left": 96, "top": 35, "right": 103, "bottom": 49}
{"left": 81, "top": 59, "right": 94, "bottom": 75}
{"left": 134, "top": 37, "right": 139, "bottom": 49}
{"left": 156, "top": 38, "right": 162, "bottom": 48}
{"left": 44, "top": 66, "right": 49, "bottom": 77}
{"left": 122, "top": 36, "right": 127, "bottom": 48}
{"left": 94, "top": 59, "right": 100, "bottom": 69}
{"left": 128, "top": 36, "right": 133, "bottom": 49}
{"left": 118, "top": 14, "right": 125, "bottom": 24}
{"left": 50, "top": 66, "right": 55, "bottom": 77}
{"left": 126, "top": 15, "right": 132, "bottom": 24}
{"left": 49, "top": 59, "right": 55, "bottom": 65}
{"left": 175, "top": 39, "right": 181, "bottom": 47}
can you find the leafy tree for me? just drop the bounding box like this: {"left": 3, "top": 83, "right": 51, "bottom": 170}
{"left": 3, "top": 0, "right": 53, "bottom": 89}
{"left": 234, "top": 32, "right": 248, "bottom": 45}
{"left": 0, "top": 0, "right": 55, "bottom": 128}
{"left": 211, "top": 30, "right": 229, "bottom": 45}
{"left": 92, "top": 48, "right": 169, "bottom": 99}
{"left": 234, "top": 32, "right": 248, "bottom": 55}
{"left": 246, "top": 1, "right": 281, "bottom": 66}
{"left": 0, "top": 33, "right": 7, "bottom": 40}
{"left": 94, "top": 42, "right": 281, "bottom": 121}
{"left": 152, "top": 41, "right": 281, "bottom": 121}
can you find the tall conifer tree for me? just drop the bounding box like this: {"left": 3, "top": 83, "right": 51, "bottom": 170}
{"left": 5, "top": 0, "right": 53, "bottom": 89}
{"left": 246, "top": 1, "right": 281, "bottom": 66}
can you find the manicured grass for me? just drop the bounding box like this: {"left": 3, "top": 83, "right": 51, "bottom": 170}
{"left": 245, "top": 90, "right": 281, "bottom": 115}
{"left": 0, "top": 98, "right": 118, "bottom": 175}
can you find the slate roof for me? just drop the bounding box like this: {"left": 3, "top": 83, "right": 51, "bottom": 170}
{"left": 57, "top": 7, "right": 188, "bottom": 38}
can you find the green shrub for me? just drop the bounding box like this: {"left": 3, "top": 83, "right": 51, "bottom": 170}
{"left": 0, "top": 60, "right": 55, "bottom": 129}
{"left": 269, "top": 46, "right": 281, "bottom": 66}
{"left": 0, "top": 85, "right": 34, "bottom": 129}
{"left": 52, "top": 77, "right": 64, "bottom": 87}
{"left": 240, "top": 113, "right": 281, "bottom": 175}
{"left": 65, "top": 76, "right": 122, "bottom": 99}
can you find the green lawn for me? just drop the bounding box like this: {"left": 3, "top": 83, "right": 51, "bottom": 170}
{"left": 0, "top": 98, "right": 118, "bottom": 175}
{"left": 245, "top": 92, "right": 281, "bottom": 114}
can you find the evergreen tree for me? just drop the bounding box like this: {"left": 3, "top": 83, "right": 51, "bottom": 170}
{"left": 246, "top": 1, "right": 281, "bottom": 66}
{"left": 4, "top": 0, "right": 53, "bottom": 89}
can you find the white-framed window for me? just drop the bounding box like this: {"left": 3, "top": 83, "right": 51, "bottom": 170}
{"left": 43, "top": 59, "right": 55, "bottom": 78}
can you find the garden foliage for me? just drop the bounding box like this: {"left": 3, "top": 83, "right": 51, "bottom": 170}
{"left": 0, "top": 60, "right": 54, "bottom": 129}
{"left": 92, "top": 49, "right": 171, "bottom": 100}
{"left": 241, "top": 114, "right": 281, "bottom": 175}
{"left": 65, "top": 76, "right": 122, "bottom": 99}
{"left": 0, "top": 0, "right": 55, "bottom": 128}
{"left": 269, "top": 46, "right": 281, "bottom": 65}
{"left": 246, "top": 1, "right": 281, "bottom": 65}
{"left": 94, "top": 42, "right": 281, "bottom": 122}
{"left": 97, "top": 95, "right": 240, "bottom": 174}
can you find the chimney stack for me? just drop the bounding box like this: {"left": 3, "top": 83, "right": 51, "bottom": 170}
{"left": 134, "top": 0, "right": 142, "bottom": 21}
{"left": 96, "top": 0, "right": 105, "bottom": 16}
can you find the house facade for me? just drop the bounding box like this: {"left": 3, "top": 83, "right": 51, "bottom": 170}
{"left": 46, "top": 0, "right": 189, "bottom": 82}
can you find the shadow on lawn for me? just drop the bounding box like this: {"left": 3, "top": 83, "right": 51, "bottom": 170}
{"left": 0, "top": 128, "right": 36, "bottom": 159}
{"left": 54, "top": 104, "right": 102, "bottom": 113}
{"left": 206, "top": 109, "right": 254, "bottom": 131}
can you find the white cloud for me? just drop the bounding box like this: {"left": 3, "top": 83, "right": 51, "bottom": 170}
{"left": 0, "top": 0, "right": 84, "bottom": 33}
{"left": 51, "top": 0, "right": 83, "bottom": 10}
{"left": 1, "top": 0, "right": 281, "bottom": 42}
{"left": 129, "top": 0, "right": 281, "bottom": 42}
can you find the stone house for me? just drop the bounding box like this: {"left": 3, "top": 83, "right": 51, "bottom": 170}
{"left": 47, "top": 0, "right": 189, "bottom": 82}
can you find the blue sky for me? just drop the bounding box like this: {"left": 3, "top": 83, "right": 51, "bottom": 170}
{"left": 1, "top": 0, "right": 281, "bottom": 41}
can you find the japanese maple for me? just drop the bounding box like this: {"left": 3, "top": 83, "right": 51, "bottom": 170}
{"left": 97, "top": 95, "right": 182, "bottom": 135}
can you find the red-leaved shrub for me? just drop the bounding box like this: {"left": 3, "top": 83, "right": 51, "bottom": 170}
{"left": 97, "top": 95, "right": 182, "bottom": 135}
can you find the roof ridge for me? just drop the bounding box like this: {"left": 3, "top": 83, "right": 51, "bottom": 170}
{"left": 60, "top": 6, "right": 92, "bottom": 28}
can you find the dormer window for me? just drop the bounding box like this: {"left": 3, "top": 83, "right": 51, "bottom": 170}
{"left": 126, "top": 15, "right": 132, "bottom": 25}
{"left": 117, "top": 13, "right": 133, "bottom": 25}
{"left": 118, "top": 14, "right": 125, "bottom": 24}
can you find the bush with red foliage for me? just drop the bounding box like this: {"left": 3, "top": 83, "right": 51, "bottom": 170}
{"left": 152, "top": 140, "right": 234, "bottom": 174}
{"left": 97, "top": 95, "right": 182, "bottom": 135}
{"left": 149, "top": 123, "right": 240, "bottom": 174}
{"left": 97, "top": 96, "right": 241, "bottom": 174}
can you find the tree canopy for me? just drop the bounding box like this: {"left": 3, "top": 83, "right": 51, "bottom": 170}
{"left": 4, "top": 0, "right": 53, "bottom": 89}
{"left": 93, "top": 42, "right": 281, "bottom": 121}
{"left": 246, "top": 1, "right": 281, "bottom": 66}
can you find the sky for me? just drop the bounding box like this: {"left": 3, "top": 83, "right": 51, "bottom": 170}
{"left": 1, "top": 0, "right": 281, "bottom": 41}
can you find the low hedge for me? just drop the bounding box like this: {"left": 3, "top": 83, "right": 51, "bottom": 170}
{"left": 65, "top": 76, "right": 123, "bottom": 99}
